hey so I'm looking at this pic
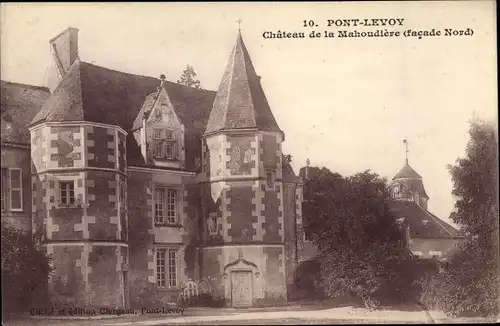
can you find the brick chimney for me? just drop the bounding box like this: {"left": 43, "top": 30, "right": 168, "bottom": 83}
{"left": 49, "top": 27, "right": 79, "bottom": 78}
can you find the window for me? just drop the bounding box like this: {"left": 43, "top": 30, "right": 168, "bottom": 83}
{"left": 154, "top": 141, "right": 164, "bottom": 158}
{"left": 165, "top": 143, "right": 175, "bottom": 159}
{"left": 154, "top": 188, "right": 178, "bottom": 225}
{"left": 266, "top": 170, "right": 275, "bottom": 189}
{"left": 9, "top": 168, "right": 22, "bottom": 211}
{"left": 156, "top": 248, "right": 177, "bottom": 288}
{"left": 152, "top": 129, "right": 177, "bottom": 160}
{"left": 60, "top": 181, "right": 75, "bottom": 205}
{"left": 208, "top": 212, "right": 218, "bottom": 235}
{"left": 1, "top": 168, "right": 7, "bottom": 211}
{"left": 153, "top": 129, "right": 162, "bottom": 140}
{"left": 303, "top": 230, "right": 311, "bottom": 242}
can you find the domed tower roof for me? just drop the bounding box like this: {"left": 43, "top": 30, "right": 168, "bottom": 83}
{"left": 392, "top": 160, "right": 422, "bottom": 180}
{"left": 391, "top": 140, "right": 429, "bottom": 200}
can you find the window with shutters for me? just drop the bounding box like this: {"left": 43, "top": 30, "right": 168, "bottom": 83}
{"left": 1, "top": 168, "right": 8, "bottom": 211}
{"left": 9, "top": 168, "right": 22, "bottom": 211}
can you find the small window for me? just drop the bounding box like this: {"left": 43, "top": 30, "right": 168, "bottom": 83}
{"left": 154, "top": 141, "right": 164, "bottom": 158}
{"left": 165, "top": 143, "right": 175, "bottom": 159}
{"left": 164, "top": 130, "right": 173, "bottom": 141}
{"left": 60, "top": 181, "right": 75, "bottom": 205}
{"left": 266, "top": 170, "right": 275, "bottom": 189}
{"left": 153, "top": 129, "right": 162, "bottom": 140}
{"left": 9, "top": 168, "right": 22, "bottom": 211}
{"left": 208, "top": 212, "right": 218, "bottom": 235}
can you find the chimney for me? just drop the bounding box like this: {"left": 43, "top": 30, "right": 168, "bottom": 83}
{"left": 49, "top": 27, "right": 79, "bottom": 77}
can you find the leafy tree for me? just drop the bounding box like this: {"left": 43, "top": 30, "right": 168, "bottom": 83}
{"left": 425, "top": 120, "right": 499, "bottom": 317}
{"left": 177, "top": 65, "right": 201, "bottom": 89}
{"left": 303, "top": 168, "right": 418, "bottom": 308}
{"left": 1, "top": 222, "right": 52, "bottom": 318}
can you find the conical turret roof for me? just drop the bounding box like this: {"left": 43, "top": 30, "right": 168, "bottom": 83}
{"left": 204, "top": 32, "right": 282, "bottom": 136}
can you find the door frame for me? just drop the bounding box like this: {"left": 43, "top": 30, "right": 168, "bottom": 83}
{"left": 230, "top": 270, "right": 253, "bottom": 308}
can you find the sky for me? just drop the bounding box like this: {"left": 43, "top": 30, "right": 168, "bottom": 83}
{"left": 1, "top": 2, "right": 497, "bottom": 226}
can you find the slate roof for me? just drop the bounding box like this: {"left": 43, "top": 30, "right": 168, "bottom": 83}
{"left": 389, "top": 200, "right": 460, "bottom": 238}
{"left": 393, "top": 161, "right": 423, "bottom": 180}
{"left": 1, "top": 81, "right": 50, "bottom": 144}
{"left": 27, "top": 59, "right": 216, "bottom": 170}
{"left": 204, "top": 32, "right": 282, "bottom": 136}
{"left": 31, "top": 60, "right": 216, "bottom": 133}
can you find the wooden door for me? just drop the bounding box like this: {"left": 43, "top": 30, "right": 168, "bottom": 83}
{"left": 231, "top": 271, "right": 253, "bottom": 307}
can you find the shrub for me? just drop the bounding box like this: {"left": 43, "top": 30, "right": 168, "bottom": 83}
{"left": 178, "top": 292, "right": 225, "bottom": 308}
{"left": 1, "top": 222, "right": 52, "bottom": 318}
{"left": 129, "top": 278, "right": 164, "bottom": 308}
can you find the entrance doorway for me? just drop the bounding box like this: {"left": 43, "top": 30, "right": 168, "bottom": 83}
{"left": 230, "top": 271, "right": 253, "bottom": 307}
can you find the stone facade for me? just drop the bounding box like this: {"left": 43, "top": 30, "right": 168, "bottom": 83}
{"left": 0, "top": 27, "right": 304, "bottom": 309}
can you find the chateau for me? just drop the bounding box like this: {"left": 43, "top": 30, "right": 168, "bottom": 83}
{"left": 1, "top": 27, "right": 305, "bottom": 308}
{"left": 1, "top": 26, "right": 462, "bottom": 310}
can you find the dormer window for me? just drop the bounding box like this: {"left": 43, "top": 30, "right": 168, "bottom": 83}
{"left": 152, "top": 128, "right": 178, "bottom": 160}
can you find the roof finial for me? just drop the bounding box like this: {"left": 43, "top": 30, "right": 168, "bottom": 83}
{"left": 403, "top": 139, "right": 409, "bottom": 164}
{"left": 236, "top": 18, "right": 243, "bottom": 33}
{"left": 158, "top": 74, "right": 166, "bottom": 90}
{"left": 305, "top": 158, "right": 310, "bottom": 180}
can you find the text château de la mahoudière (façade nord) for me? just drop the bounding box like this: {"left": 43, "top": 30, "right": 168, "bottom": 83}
{"left": 262, "top": 18, "right": 474, "bottom": 39}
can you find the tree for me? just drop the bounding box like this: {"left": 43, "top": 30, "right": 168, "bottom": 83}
{"left": 426, "top": 120, "right": 499, "bottom": 317}
{"left": 177, "top": 65, "right": 201, "bottom": 89}
{"left": 1, "top": 222, "right": 52, "bottom": 318}
{"left": 302, "top": 168, "right": 418, "bottom": 308}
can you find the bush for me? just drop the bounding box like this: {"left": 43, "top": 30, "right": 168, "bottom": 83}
{"left": 418, "top": 241, "right": 500, "bottom": 318}
{"left": 129, "top": 278, "right": 164, "bottom": 308}
{"left": 178, "top": 292, "right": 225, "bottom": 308}
{"left": 1, "top": 222, "right": 52, "bottom": 318}
{"left": 319, "top": 244, "right": 436, "bottom": 309}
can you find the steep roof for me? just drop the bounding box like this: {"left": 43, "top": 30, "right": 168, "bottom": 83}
{"left": 1, "top": 81, "right": 50, "bottom": 144}
{"left": 393, "top": 160, "right": 423, "bottom": 180}
{"left": 28, "top": 60, "right": 216, "bottom": 170}
{"left": 31, "top": 60, "right": 216, "bottom": 133}
{"left": 389, "top": 200, "right": 460, "bottom": 238}
{"left": 204, "top": 32, "right": 282, "bottom": 136}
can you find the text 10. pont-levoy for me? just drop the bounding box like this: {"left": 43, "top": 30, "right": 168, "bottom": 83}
{"left": 303, "top": 18, "right": 405, "bottom": 28}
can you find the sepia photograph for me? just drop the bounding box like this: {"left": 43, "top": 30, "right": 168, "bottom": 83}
{"left": 1, "top": 2, "right": 498, "bottom": 325}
